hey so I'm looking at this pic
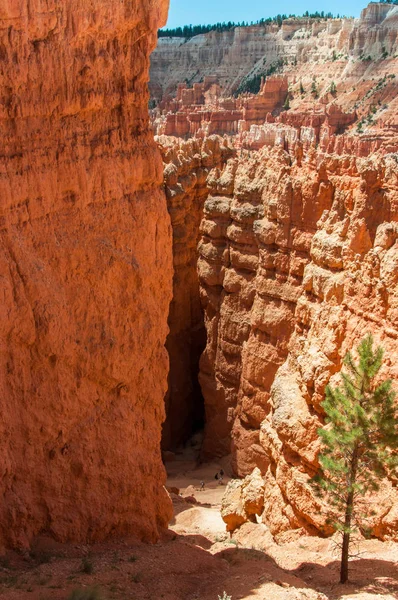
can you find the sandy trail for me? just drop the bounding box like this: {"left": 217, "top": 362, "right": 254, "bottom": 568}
{"left": 165, "top": 453, "right": 398, "bottom": 600}
{"left": 0, "top": 451, "right": 397, "bottom": 600}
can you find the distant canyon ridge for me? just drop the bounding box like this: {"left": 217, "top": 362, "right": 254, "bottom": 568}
{"left": 150, "top": 2, "right": 398, "bottom": 97}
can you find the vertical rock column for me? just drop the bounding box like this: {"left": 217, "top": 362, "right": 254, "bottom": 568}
{"left": 158, "top": 136, "right": 234, "bottom": 450}
{"left": 0, "top": 0, "right": 172, "bottom": 549}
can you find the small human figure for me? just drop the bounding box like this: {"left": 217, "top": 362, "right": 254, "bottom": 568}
{"left": 200, "top": 480, "right": 205, "bottom": 491}
{"left": 215, "top": 469, "right": 224, "bottom": 485}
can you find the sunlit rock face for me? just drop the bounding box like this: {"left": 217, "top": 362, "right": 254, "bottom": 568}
{"left": 159, "top": 128, "right": 398, "bottom": 539}
{"left": 0, "top": 0, "right": 173, "bottom": 549}
{"left": 150, "top": 4, "right": 398, "bottom": 100}
{"left": 154, "top": 2, "right": 398, "bottom": 541}
{"left": 197, "top": 146, "right": 398, "bottom": 539}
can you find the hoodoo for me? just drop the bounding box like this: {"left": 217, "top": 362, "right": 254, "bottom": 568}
{"left": 0, "top": 0, "right": 172, "bottom": 549}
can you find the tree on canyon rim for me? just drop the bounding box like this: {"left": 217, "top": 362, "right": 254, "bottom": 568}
{"left": 311, "top": 334, "right": 398, "bottom": 584}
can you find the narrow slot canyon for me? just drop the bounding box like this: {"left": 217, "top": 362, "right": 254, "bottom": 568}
{"left": 0, "top": 2, "right": 398, "bottom": 598}
{"left": 157, "top": 131, "right": 398, "bottom": 541}
{"left": 162, "top": 287, "right": 207, "bottom": 451}
{"left": 159, "top": 137, "right": 234, "bottom": 455}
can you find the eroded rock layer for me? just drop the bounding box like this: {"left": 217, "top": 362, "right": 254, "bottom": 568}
{"left": 151, "top": 4, "right": 398, "bottom": 148}
{"left": 159, "top": 136, "right": 234, "bottom": 449}
{"left": 0, "top": 0, "right": 172, "bottom": 549}
{"left": 156, "top": 2, "right": 398, "bottom": 540}
{"left": 151, "top": 3, "right": 398, "bottom": 102}
{"left": 197, "top": 145, "right": 398, "bottom": 538}
{"left": 159, "top": 134, "right": 398, "bottom": 540}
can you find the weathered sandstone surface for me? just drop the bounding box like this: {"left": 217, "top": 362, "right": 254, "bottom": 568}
{"left": 221, "top": 467, "right": 265, "bottom": 532}
{"left": 155, "top": 3, "right": 398, "bottom": 540}
{"left": 151, "top": 4, "right": 398, "bottom": 150}
{"left": 158, "top": 134, "right": 398, "bottom": 540}
{"left": 153, "top": 76, "right": 290, "bottom": 138}
{"left": 198, "top": 143, "right": 398, "bottom": 539}
{"left": 0, "top": 0, "right": 172, "bottom": 549}
{"left": 160, "top": 136, "right": 233, "bottom": 449}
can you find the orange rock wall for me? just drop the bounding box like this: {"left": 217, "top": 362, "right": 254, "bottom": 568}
{"left": 159, "top": 131, "right": 398, "bottom": 538}
{"left": 158, "top": 136, "right": 234, "bottom": 449}
{"left": 153, "top": 0, "right": 398, "bottom": 541}
{"left": 197, "top": 144, "right": 398, "bottom": 537}
{"left": 0, "top": 0, "right": 172, "bottom": 549}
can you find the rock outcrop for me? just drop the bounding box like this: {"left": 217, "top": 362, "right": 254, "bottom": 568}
{"left": 158, "top": 118, "right": 398, "bottom": 541}
{"left": 155, "top": 16, "right": 398, "bottom": 539}
{"left": 0, "top": 0, "right": 172, "bottom": 549}
{"left": 151, "top": 2, "right": 398, "bottom": 163}
{"left": 196, "top": 143, "right": 398, "bottom": 539}
{"left": 221, "top": 467, "right": 265, "bottom": 532}
{"left": 349, "top": 2, "right": 398, "bottom": 55}
{"left": 152, "top": 77, "right": 290, "bottom": 138}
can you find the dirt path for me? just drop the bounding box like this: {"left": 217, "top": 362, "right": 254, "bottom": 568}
{"left": 0, "top": 453, "right": 397, "bottom": 600}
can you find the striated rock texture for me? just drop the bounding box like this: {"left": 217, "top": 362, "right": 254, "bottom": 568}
{"left": 0, "top": 0, "right": 172, "bottom": 549}
{"left": 197, "top": 144, "right": 398, "bottom": 539}
{"left": 156, "top": 4, "right": 398, "bottom": 536}
{"left": 152, "top": 76, "right": 290, "bottom": 138}
{"left": 151, "top": 3, "right": 398, "bottom": 103}
{"left": 155, "top": 134, "right": 398, "bottom": 541}
{"left": 151, "top": 6, "right": 398, "bottom": 154}
{"left": 158, "top": 136, "right": 234, "bottom": 449}
{"left": 152, "top": 1, "right": 398, "bottom": 540}
{"left": 198, "top": 147, "right": 317, "bottom": 465}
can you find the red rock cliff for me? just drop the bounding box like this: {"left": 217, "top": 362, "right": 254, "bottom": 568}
{"left": 0, "top": 0, "right": 172, "bottom": 549}
{"left": 158, "top": 135, "right": 234, "bottom": 450}
{"left": 197, "top": 145, "right": 398, "bottom": 539}
{"left": 159, "top": 128, "right": 398, "bottom": 539}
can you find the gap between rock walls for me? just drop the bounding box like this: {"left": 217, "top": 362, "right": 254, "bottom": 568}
{"left": 153, "top": 1, "right": 398, "bottom": 541}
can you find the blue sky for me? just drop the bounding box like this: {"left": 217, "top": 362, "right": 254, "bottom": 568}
{"left": 164, "top": 0, "right": 368, "bottom": 28}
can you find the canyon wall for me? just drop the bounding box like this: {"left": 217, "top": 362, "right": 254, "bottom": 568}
{"left": 159, "top": 136, "right": 234, "bottom": 450}
{"left": 155, "top": 7, "right": 398, "bottom": 540}
{"left": 156, "top": 3, "right": 398, "bottom": 529}
{"left": 196, "top": 144, "right": 398, "bottom": 538}
{"left": 159, "top": 131, "right": 398, "bottom": 538}
{"left": 152, "top": 4, "right": 397, "bottom": 156}
{"left": 0, "top": 0, "right": 172, "bottom": 549}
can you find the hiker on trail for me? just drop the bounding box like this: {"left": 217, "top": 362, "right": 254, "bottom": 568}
{"left": 200, "top": 481, "right": 205, "bottom": 491}
{"left": 215, "top": 470, "right": 224, "bottom": 485}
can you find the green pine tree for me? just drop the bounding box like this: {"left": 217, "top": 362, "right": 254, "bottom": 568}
{"left": 300, "top": 81, "right": 305, "bottom": 95}
{"left": 312, "top": 335, "right": 398, "bottom": 584}
{"left": 283, "top": 94, "right": 290, "bottom": 110}
{"left": 330, "top": 81, "right": 337, "bottom": 95}
{"left": 311, "top": 79, "right": 319, "bottom": 98}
